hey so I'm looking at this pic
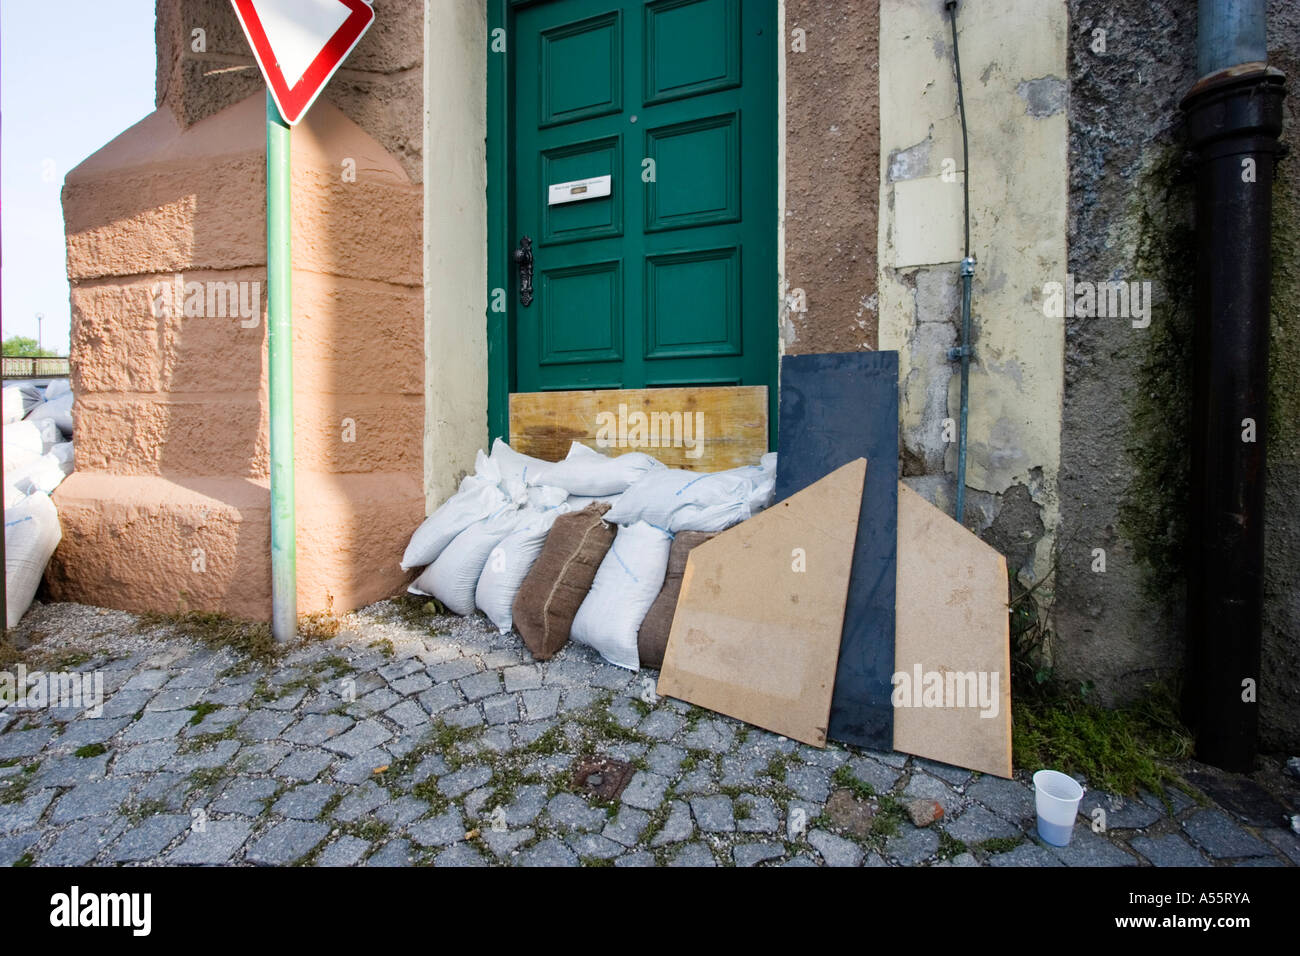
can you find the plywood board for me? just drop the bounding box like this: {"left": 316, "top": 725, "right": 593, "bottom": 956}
{"left": 657, "top": 459, "right": 865, "bottom": 747}
{"left": 509, "top": 386, "right": 767, "bottom": 472}
{"left": 774, "top": 352, "right": 899, "bottom": 749}
{"left": 893, "top": 482, "right": 1013, "bottom": 777}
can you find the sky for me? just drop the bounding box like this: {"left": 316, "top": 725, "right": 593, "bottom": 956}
{"left": 2, "top": 2, "right": 157, "bottom": 354}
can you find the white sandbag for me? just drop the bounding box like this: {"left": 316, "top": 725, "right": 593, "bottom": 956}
{"left": 409, "top": 509, "right": 520, "bottom": 615}
{"left": 489, "top": 437, "right": 552, "bottom": 488}
{"left": 4, "top": 421, "right": 44, "bottom": 457}
{"left": 50, "top": 441, "right": 75, "bottom": 468}
{"left": 2, "top": 445, "right": 41, "bottom": 477}
{"left": 565, "top": 494, "right": 621, "bottom": 510}
{"left": 3, "top": 484, "right": 25, "bottom": 509}
{"left": 12, "top": 451, "right": 72, "bottom": 496}
{"left": 526, "top": 485, "right": 569, "bottom": 511}
{"left": 605, "top": 467, "right": 752, "bottom": 532}
{"left": 5, "top": 491, "right": 62, "bottom": 628}
{"left": 400, "top": 479, "right": 510, "bottom": 570}
{"left": 746, "top": 452, "right": 778, "bottom": 513}
{"left": 570, "top": 521, "right": 672, "bottom": 670}
{"left": 32, "top": 416, "right": 62, "bottom": 452}
{"left": 28, "top": 392, "right": 74, "bottom": 438}
{"left": 475, "top": 505, "right": 569, "bottom": 633}
{"left": 43, "top": 379, "right": 71, "bottom": 402}
{"left": 2, "top": 386, "right": 31, "bottom": 425}
{"left": 529, "top": 441, "right": 664, "bottom": 496}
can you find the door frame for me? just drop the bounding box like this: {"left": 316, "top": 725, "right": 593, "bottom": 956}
{"left": 485, "top": 0, "right": 779, "bottom": 445}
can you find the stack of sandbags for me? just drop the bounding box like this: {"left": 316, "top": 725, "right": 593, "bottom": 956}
{"left": 5, "top": 491, "right": 62, "bottom": 628}
{"left": 638, "top": 530, "right": 717, "bottom": 669}
{"left": 512, "top": 503, "right": 616, "bottom": 660}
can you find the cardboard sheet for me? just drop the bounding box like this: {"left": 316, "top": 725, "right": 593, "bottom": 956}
{"left": 656, "top": 459, "right": 865, "bottom": 747}
{"left": 893, "top": 482, "right": 1013, "bottom": 777}
{"left": 774, "top": 352, "right": 899, "bottom": 749}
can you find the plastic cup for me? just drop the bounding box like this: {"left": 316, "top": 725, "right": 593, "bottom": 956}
{"left": 1033, "top": 769, "right": 1084, "bottom": 847}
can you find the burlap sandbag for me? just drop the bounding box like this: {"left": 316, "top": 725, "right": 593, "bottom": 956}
{"left": 637, "top": 530, "right": 716, "bottom": 669}
{"left": 513, "top": 503, "right": 615, "bottom": 660}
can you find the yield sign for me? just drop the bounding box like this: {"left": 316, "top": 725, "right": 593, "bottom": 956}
{"left": 231, "top": 0, "right": 375, "bottom": 125}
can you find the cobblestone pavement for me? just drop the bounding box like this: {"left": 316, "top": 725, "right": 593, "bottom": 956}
{"left": 1, "top": 600, "right": 1296, "bottom": 867}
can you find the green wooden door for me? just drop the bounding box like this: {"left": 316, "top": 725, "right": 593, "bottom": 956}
{"left": 505, "top": 0, "right": 777, "bottom": 404}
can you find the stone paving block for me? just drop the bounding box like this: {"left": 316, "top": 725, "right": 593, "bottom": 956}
{"left": 0, "top": 728, "right": 53, "bottom": 760}
{"left": 324, "top": 719, "right": 392, "bottom": 757}
{"left": 145, "top": 687, "right": 205, "bottom": 712}
{"left": 428, "top": 660, "right": 480, "bottom": 683}
{"left": 719, "top": 754, "right": 767, "bottom": 790}
{"left": 886, "top": 825, "right": 940, "bottom": 865}
{"left": 503, "top": 785, "right": 549, "bottom": 827}
{"left": 109, "top": 814, "right": 189, "bottom": 862}
{"left": 316, "top": 835, "right": 370, "bottom": 867}
{"left": 735, "top": 794, "right": 780, "bottom": 834}
{"left": 202, "top": 682, "right": 255, "bottom": 707}
{"left": 1130, "top": 834, "right": 1211, "bottom": 867}
{"left": 442, "top": 704, "right": 485, "bottom": 730}
{"left": 418, "top": 682, "right": 464, "bottom": 716}
{"left": 621, "top": 771, "right": 669, "bottom": 811}
{"left": 97, "top": 692, "right": 153, "bottom": 720}
{"left": 845, "top": 755, "right": 903, "bottom": 795}
{"left": 1080, "top": 790, "right": 1163, "bottom": 830}
{"left": 616, "top": 850, "right": 656, "bottom": 867}
{"left": 966, "top": 774, "right": 1035, "bottom": 822}
{"left": 559, "top": 686, "right": 602, "bottom": 714}
{"left": 333, "top": 748, "right": 392, "bottom": 785}
{"left": 638, "top": 710, "right": 684, "bottom": 741}
{"left": 49, "top": 716, "right": 131, "bottom": 750}
{"left": 786, "top": 765, "right": 833, "bottom": 803}
{"left": 912, "top": 757, "right": 973, "bottom": 787}
{"left": 439, "top": 765, "right": 492, "bottom": 799}
{"left": 517, "top": 838, "right": 579, "bottom": 867}
{"left": 798, "top": 745, "right": 849, "bottom": 770}
{"left": 903, "top": 771, "right": 963, "bottom": 815}
{"left": 521, "top": 688, "right": 561, "bottom": 722}
{"left": 0, "top": 832, "right": 38, "bottom": 866}
{"left": 782, "top": 854, "right": 819, "bottom": 867}
{"left": 238, "top": 710, "right": 296, "bottom": 741}
{"left": 333, "top": 782, "right": 389, "bottom": 822}
{"left": 246, "top": 820, "right": 330, "bottom": 865}
{"left": 691, "top": 795, "right": 736, "bottom": 833}
{"left": 946, "top": 805, "right": 1021, "bottom": 845}
{"left": 668, "top": 842, "right": 717, "bottom": 867}
{"left": 435, "top": 842, "right": 488, "bottom": 867}
{"left": 50, "top": 779, "right": 134, "bottom": 824}
{"left": 986, "top": 842, "right": 1064, "bottom": 867}
{"left": 272, "top": 783, "right": 339, "bottom": 821}
{"left": 809, "top": 829, "right": 864, "bottom": 867}
{"left": 391, "top": 674, "right": 433, "bottom": 696}
{"left": 377, "top": 796, "right": 426, "bottom": 828}
{"left": 682, "top": 719, "right": 734, "bottom": 753}
{"left": 568, "top": 832, "right": 624, "bottom": 860}
{"left": 34, "top": 752, "right": 110, "bottom": 787}
{"left": 348, "top": 688, "right": 401, "bottom": 718}
{"left": 1260, "top": 827, "right": 1300, "bottom": 865}
{"left": 168, "top": 820, "right": 253, "bottom": 865}
{"left": 408, "top": 807, "right": 465, "bottom": 847}
{"left": 185, "top": 707, "right": 244, "bottom": 737}
{"left": 483, "top": 693, "right": 520, "bottom": 725}
{"left": 40, "top": 817, "right": 126, "bottom": 866}
{"left": 0, "top": 789, "right": 56, "bottom": 834}
{"left": 1182, "top": 810, "right": 1272, "bottom": 859}
{"left": 1047, "top": 827, "right": 1139, "bottom": 866}
{"left": 545, "top": 793, "right": 609, "bottom": 833}
{"left": 283, "top": 714, "right": 354, "bottom": 747}
{"left": 386, "top": 699, "right": 429, "bottom": 731}
{"left": 122, "top": 670, "right": 169, "bottom": 692}
{"left": 646, "top": 744, "right": 686, "bottom": 778}
{"left": 459, "top": 671, "right": 502, "bottom": 701}
{"left": 234, "top": 741, "right": 292, "bottom": 774}
{"left": 734, "top": 842, "right": 786, "bottom": 867}
{"left": 482, "top": 827, "right": 534, "bottom": 858}
{"left": 210, "top": 778, "right": 279, "bottom": 817}
{"left": 504, "top": 665, "right": 543, "bottom": 692}
{"left": 604, "top": 806, "right": 651, "bottom": 846}
{"left": 169, "top": 739, "right": 241, "bottom": 774}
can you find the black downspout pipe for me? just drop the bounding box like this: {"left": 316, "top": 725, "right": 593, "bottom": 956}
{"left": 1181, "top": 65, "right": 1286, "bottom": 772}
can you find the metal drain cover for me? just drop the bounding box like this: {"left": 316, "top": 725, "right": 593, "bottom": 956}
{"left": 571, "top": 755, "right": 635, "bottom": 801}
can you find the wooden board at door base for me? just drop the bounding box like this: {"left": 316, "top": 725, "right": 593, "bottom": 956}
{"left": 509, "top": 386, "right": 767, "bottom": 471}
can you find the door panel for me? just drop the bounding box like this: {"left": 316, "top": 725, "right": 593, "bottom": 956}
{"left": 512, "top": 0, "right": 775, "bottom": 400}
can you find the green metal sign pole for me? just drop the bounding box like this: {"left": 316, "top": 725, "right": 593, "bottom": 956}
{"left": 267, "top": 91, "right": 296, "bottom": 643}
